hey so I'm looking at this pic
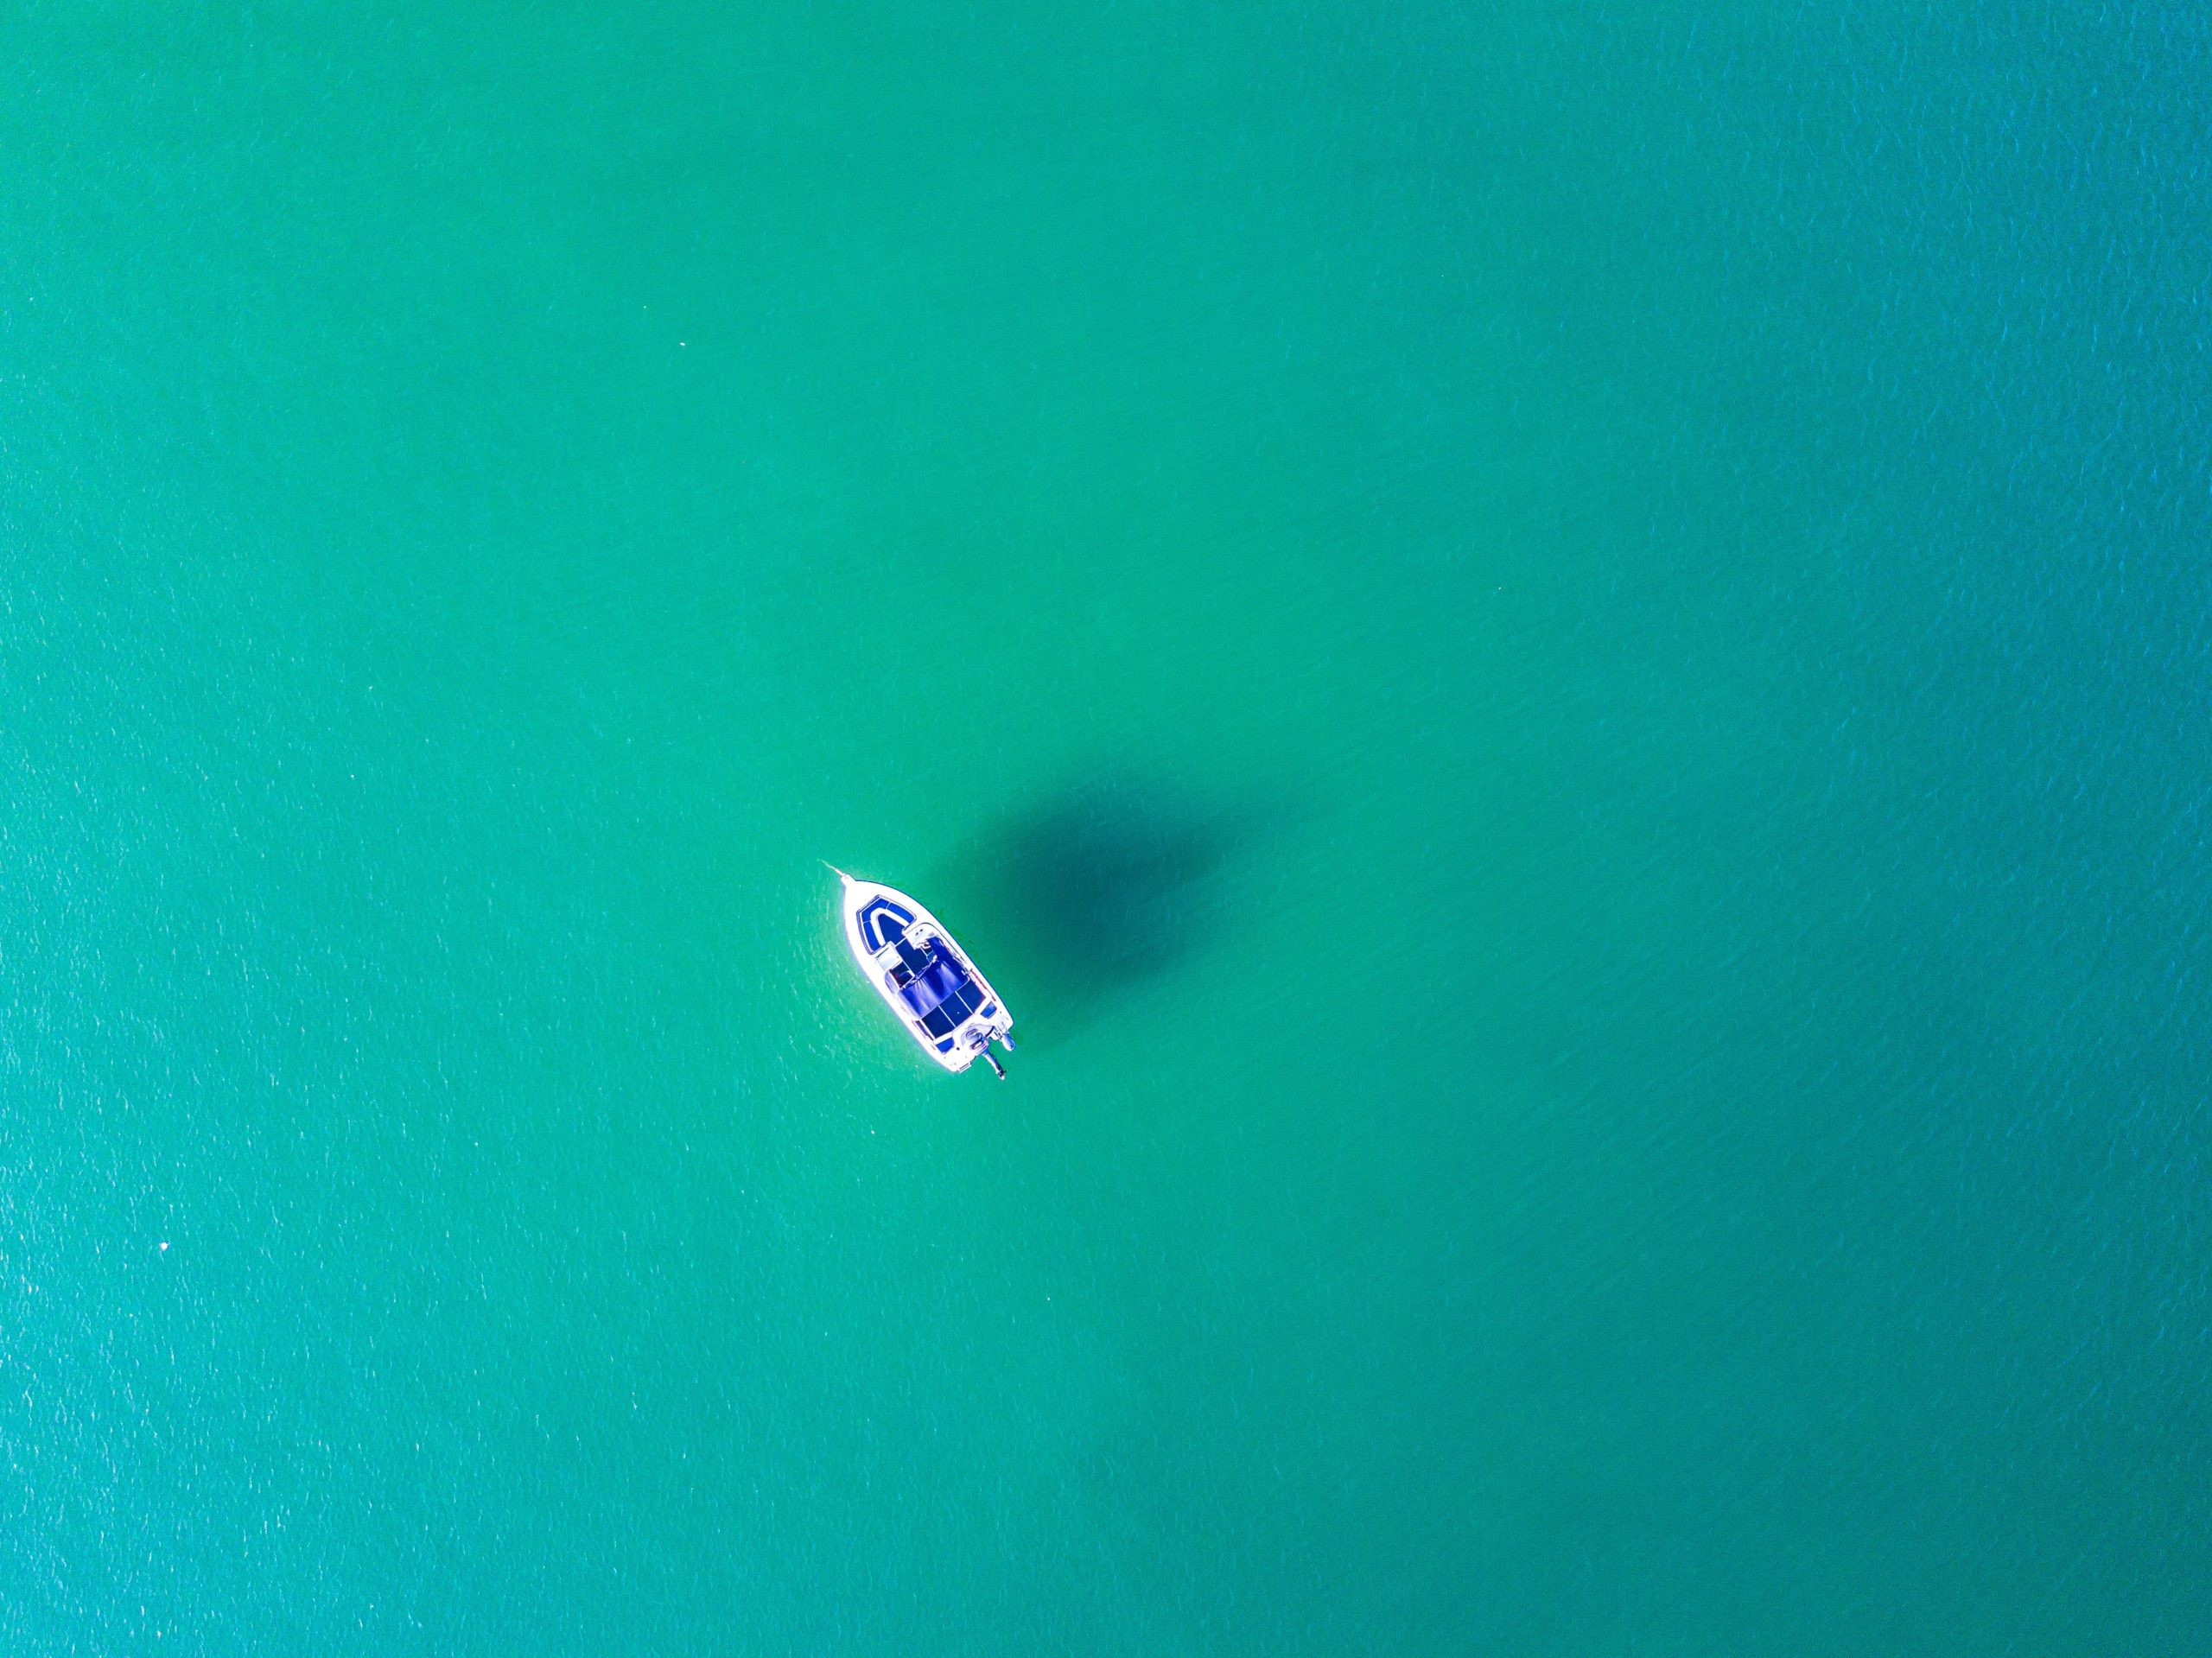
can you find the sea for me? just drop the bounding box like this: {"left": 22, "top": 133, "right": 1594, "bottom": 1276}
{"left": 3, "top": 3, "right": 2208, "bottom": 1652}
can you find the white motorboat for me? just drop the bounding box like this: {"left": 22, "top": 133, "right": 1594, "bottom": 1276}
{"left": 834, "top": 870, "right": 1015, "bottom": 1076}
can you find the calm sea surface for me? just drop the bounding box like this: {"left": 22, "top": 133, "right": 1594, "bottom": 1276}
{"left": 5, "top": 4, "right": 2209, "bottom": 1652}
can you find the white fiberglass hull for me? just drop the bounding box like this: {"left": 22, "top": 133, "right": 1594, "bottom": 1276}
{"left": 836, "top": 872, "right": 1014, "bottom": 1074}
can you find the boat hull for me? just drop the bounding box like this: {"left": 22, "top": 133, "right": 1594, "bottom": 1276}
{"left": 836, "top": 873, "right": 1013, "bottom": 1073}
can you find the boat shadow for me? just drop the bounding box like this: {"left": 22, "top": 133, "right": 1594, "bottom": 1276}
{"left": 932, "top": 777, "right": 1259, "bottom": 1049}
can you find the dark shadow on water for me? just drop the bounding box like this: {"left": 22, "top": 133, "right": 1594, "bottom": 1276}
{"left": 932, "top": 776, "right": 1264, "bottom": 1049}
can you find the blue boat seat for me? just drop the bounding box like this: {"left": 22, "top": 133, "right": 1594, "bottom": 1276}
{"left": 894, "top": 941, "right": 971, "bottom": 1019}
{"left": 887, "top": 937, "right": 988, "bottom": 1038}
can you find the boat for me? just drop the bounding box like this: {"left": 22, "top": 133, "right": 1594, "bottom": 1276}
{"left": 834, "top": 870, "right": 1015, "bottom": 1076}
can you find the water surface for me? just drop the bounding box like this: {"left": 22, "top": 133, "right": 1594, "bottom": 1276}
{"left": 3, "top": 3, "right": 2208, "bottom": 1652}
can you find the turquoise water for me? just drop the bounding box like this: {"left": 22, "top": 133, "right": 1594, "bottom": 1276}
{"left": 5, "top": 4, "right": 2209, "bottom": 1651}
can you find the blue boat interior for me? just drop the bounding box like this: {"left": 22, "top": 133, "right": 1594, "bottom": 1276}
{"left": 856, "top": 896, "right": 917, "bottom": 952}
{"left": 889, "top": 937, "right": 987, "bottom": 1039}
